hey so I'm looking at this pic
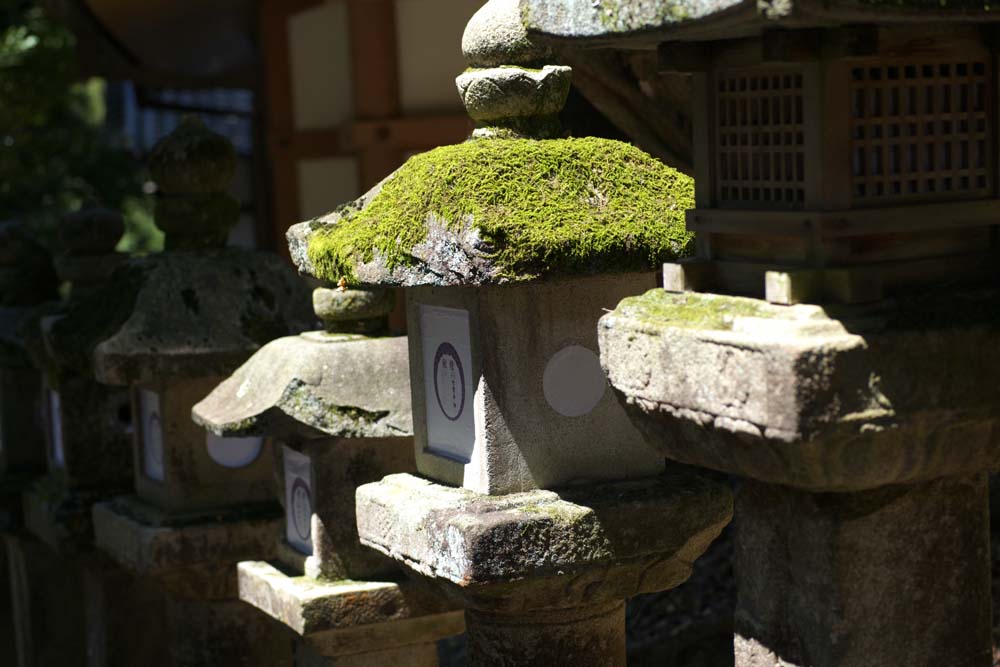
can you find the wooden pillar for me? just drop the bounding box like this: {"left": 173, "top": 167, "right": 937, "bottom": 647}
{"left": 346, "top": 0, "right": 404, "bottom": 190}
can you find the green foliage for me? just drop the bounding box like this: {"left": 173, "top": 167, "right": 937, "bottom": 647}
{"left": 307, "top": 137, "right": 694, "bottom": 283}
{"left": 0, "top": 1, "right": 158, "bottom": 253}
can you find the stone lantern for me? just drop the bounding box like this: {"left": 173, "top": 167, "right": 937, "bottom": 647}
{"left": 286, "top": 1, "right": 733, "bottom": 664}
{"left": 519, "top": 2, "right": 1000, "bottom": 665}
{"left": 86, "top": 116, "right": 313, "bottom": 666}
{"left": 20, "top": 209, "right": 134, "bottom": 551}
{"left": 5, "top": 208, "right": 145, "bottom": 667}
{"left": 0, "top": 221, "right": 58, "bottom": 529}
{"left": 193, "top": 285, "right": 463, "bottom": 665}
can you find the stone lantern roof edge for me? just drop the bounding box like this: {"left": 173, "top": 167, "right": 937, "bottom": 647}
{"left": 65, "top": 248, "right": 313, "bottom": 387}
{"left": 192, "top": 332, "right": 413, "bottom": 441}
{"left": 521, "top": 0, "right": 1000, "bottom": 48}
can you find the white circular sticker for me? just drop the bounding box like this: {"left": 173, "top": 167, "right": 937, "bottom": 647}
{"left": 206, "top": 433, "right": 264, "bottom": 469}
{"left": 542, "top": 345, "right": 607, "bottom": 418}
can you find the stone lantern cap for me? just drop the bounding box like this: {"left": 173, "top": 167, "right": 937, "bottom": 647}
{"left": 287, "top": 0, "right": 693, "bottom": 288}
{"left": 58, "top": 252, "right": 313, "bottom": 387}
{"left": 45, "top": 117, "right": 316, "bottom": 387}
{"left": 521, "top": 0, "right": 1000, "bottom": 48}
{"left": 598, "top": 287, "right": 1000, "bottom": 491}
{"left": 192, "top": 287, "right": 412, "bottom": 441}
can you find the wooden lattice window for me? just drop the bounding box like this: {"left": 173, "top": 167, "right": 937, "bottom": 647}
{"left": 715, "top": 70, "right": 806, "bottom": 209}
{"left": 850, "top": 61, "right": 992, "bottom": 205}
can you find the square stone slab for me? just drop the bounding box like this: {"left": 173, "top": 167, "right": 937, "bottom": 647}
{"left": 356, "top": 468, "right": 732, "bottom": 612}
{"left": 92, "top": 495, "right": 280, "bottom": 597}
{"left": 237, "top": 560, "right": 463, "bottom": 655}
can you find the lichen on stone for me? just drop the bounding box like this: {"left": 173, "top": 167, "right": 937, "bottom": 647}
{"left": 306, "top": 137, "right": 694, "bottom": 285}
{"left": 612, "top": 290, "right": 771, "bottom": 330}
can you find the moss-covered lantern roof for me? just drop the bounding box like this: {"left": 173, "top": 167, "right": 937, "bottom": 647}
{"left": 289, "top": 136, "right": 694, "bottom": 287}
{"left": 288, "top": 0, "right": 694, "bottom": 288}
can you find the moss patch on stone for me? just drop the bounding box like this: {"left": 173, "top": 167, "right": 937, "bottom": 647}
{"left": 614, "top": 290, "right": 770, "bottom": 330}
{"left": 306, "top": 137, "right": 694, "bottom": 284}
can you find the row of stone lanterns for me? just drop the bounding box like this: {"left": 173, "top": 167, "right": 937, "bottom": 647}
{"left": 6, "top": 0, "right": 998, "bottom": 665}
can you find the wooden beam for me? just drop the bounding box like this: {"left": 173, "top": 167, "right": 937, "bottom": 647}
{"left": 258, "top": 0, "right": 300, "bottom": 259}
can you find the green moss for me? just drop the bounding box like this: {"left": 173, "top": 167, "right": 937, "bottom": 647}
{"left": 593, "top": 0, "right": 696, "bottom": 32}
{"left": 307, "top": 137, "right": 694, "bottom": 284}
{"left": 615, "top": 290, "right": 770, "bottom": 330}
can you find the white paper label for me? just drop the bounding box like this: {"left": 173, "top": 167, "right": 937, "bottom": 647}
{"left": 206, "top": 433, "right": 263, "bottom": 469}
{"left": 48, "top": 390, "right": 64, "bottom": 467}
{"left": 542, "top": 345, "right": 607, "bottom": 418}
{"left": 139, "top": 389, "right": 165, "bottom": 482}
{"left": 420, "top": 305, "right": 475, "bottom": 462}
{"left": 283, "top": 446, "right": 313, "bottom": 555}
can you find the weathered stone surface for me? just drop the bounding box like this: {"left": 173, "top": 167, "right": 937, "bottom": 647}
{"left": 599, "top": 288, "right": 1000, "bottom": 491}
{"left": 237, "top": 560, "right": 463, "bottom": 639}
{"left": 163, "top": 597, "right": 296, "bottom": 667}
{"left": 312, "top": 286, "right": 394, "bottom": 333}
{"left": 456, "top": 66, "right": 571, "bottom": 122}
{"left": 5, "top": 535, "right": 88, "bottom": 667}
{"left": 134, "top": 376, "right": 277, "bottom": 512}
{"left": 356, "top": 468, "right": 732, "bottom": 612}
{"left": 520, "top": 0, "right": 1000, "bottom": 47}
{"left": 82, "top": 249, "right": 312, "bottom": 386}
{"left": 277, "top": 438, "right": 414, "bottom": 581}
{"left": 92, "top": 495, "right": 280, "bottom": 581}
{"left": 40, "top": 373, "right": 133, "bottom": 490}
{"left": 734, "top": 474, "right": 991, "bottom": 667}
{"left": 193, "top": 334, "right": 411, "bottom": 441}
{"left": 462, "top": 0, "right": 553, "bottom": 67}
{"left": 82, "top": 557, "right": 173, "bottom": 667}
{"left": 406, "top": 274, "right": 664, "bottom": 494}
{"left": 22, "top": 483, "right": 109, "bottom": 554}
{"left": 148, "top": 116, "right": 239, "bottom": 251}
{"left": 466, "top": 602, "right": 625, "bottom": 667}
{"left": 297, "top": 639, "right": 440, "bottom": 667}
{"left": 148, "top": 116, "right": 237, "bottom": 195}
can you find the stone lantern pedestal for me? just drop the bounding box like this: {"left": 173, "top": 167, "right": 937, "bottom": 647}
{"left": 194, "top": 286, "right": 464, "bottom": 665}
{"left": 288, "top": 2, "right": 733, "bottom": 663}
{"left": 599, "top": 288, "right": 1000, "bottom": 666}
{"left": 81, "top": 117, "right": 313, "bottom": 666}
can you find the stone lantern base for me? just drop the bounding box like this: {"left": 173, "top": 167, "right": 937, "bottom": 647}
{"left": 22, "top": 485, "right": 109, "bottom": 553}
{"left": 91, "top": 495, "right": 295, "bottom": 666}
{"left": 237, "top": 560, "right": 464, "bottom": 665}
{"left": 356, "top": 469, "right": 732, "bottom": 667}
